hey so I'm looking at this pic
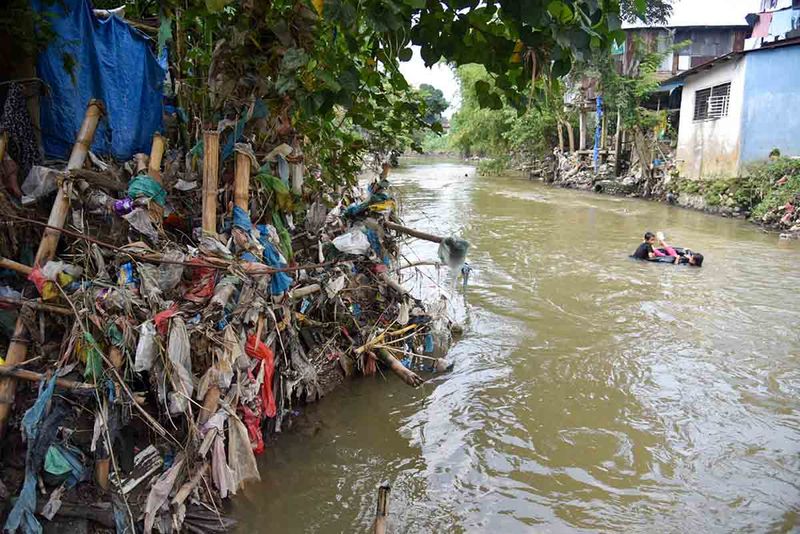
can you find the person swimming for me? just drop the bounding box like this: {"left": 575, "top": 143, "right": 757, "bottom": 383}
{"left": 632, "top": 231, "right": 704, "bottom": 267}
{"left": 632, "top": 232, "right": 658, "bottom": 260}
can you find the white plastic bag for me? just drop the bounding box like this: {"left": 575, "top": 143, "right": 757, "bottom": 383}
{"left": 21, "top": 166, "right": 60, "bottom": 206}
{"left": 332, "top": 229, "right": 370, "bottom": 255}
{"left": 134, "top": 320, "right": 157, "bottom": 372}
{"left": 167, "top": 317, "right": 193, "bottom": 414}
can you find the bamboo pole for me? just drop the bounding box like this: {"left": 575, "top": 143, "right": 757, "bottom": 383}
{"left": 0, "top": 366, "right": 95, "bottom": 391}
{"left": 0, "top": 257, "right": 33, "bottom": 276}
{"left": 234, "top": 151, "right": 250, "bottom": 211}
{"left": 205, "top": 150, "right": 252, "bottom": 424}
{"left": 134, "top": 154, "right": 148, "bottom": 175}
{"left": 36, "top": 100, "right": 103, "bottom": 262}
{"left": 172, "top": 462, "right": 209, "bottom": 506}
{"left": 557, "top": 122, "right": 564, "bottom": 152}
{"left": 0, "top": 100, "right": 103, "bottom": 438}
{"left": 202, "top": 131, "right": 220, "bottom": 235}
{"left": 376, "top": 349, "right": 423, "bottom": 387}
{"left": 147, "top": 133, "right": 166, "bottom": 232}
{"left": 578, "top": 110, "right": 587, "bottom": 151}
{"left": 288, "top": 284, "right": 321, "bottom": 300}
{"left": 147, "top": 133, "right": 165, "bottom": 182}
{"left": 0, "top": 297, "right": 71, "bottom": 316}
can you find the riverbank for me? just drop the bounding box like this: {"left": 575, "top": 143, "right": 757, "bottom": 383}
{"left": 541, "top": 153, "right": 800, "bottom": 239}
{"left": 0, "top": 121, "right": 461, "bottom": 532}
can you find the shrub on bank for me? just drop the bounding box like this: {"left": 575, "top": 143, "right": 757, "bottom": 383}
{"left": 672, "top": 158, "right": 800, "bottom": 222}
{"left": 477, "top": 157, "right": 510, "bottom": 176}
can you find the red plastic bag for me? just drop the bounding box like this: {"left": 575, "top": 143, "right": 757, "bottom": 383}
{"left": 240, "top": 404, "right": 264, "bottom": 455}
{"left": 245, "top": 335, "right": 276, "bottom": 418}
{"left": 182, "top": 258, "right": 216, "bottom": 304}
{"left": 153, "top": 304, "right": 178, "bottom": 336}
{"left": 27, "top": 265, "right": 58, "bottom": 300}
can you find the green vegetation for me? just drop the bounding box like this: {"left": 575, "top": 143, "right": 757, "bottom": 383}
{"left": 17, "top": 0, "right": 636, "bottom": 186}
{"left": 748, "top": 158, "right": 800, "bottom": 219}
{"left": 440, "top": 64, "right": 564, "bottom": 164}
{"left": 477, "top": 157, "right": 511, "bottom": 176}
{"left": 672, "top": 158, "right": 800, "bottom": 220}
{"left": 7, "top": 0, "right": 680, "bottom": 186}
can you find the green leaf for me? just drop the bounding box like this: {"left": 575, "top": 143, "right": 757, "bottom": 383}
{"left": 282, "top": 48, "right": 308, "bottom": 71}
{"left": 402, "top": 0, "right": 426, "bottom": 8}
{"left": 317, "top": 71, "right": 342, "bottom": 92}
{"left": 205, "top": 0, "right": 230, "bottom": 14}
{"left": 547, "top": 1, "right": 573, "bottom": 24}
{"left": 398, "top": 48, "right": 413, "bottom": 62}
{"left": 634, "top": 0, "right": 647, "bottom": 15}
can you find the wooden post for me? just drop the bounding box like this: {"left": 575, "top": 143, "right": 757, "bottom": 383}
{"left": 566, "top": 122, "right": 575, "bottom": 153}
{"left": 384, "top": 221, "right": 444, "bottom": 243}
{"left": 202, "top": 131, "right": 220, "bottom": 235}
{"left": 0, "top": 100, "right": 103, "bottom": 438}
{"left": 234, "top": 151, "right": 250, "bottom": 211}
{"left": 601, "top": 112, "right": 607, "bottom": 150}
{"left": 578, "top": 109, "right": 587, "bottom": 151}
{"left": 372, "top": 484, "right": 391, "bottom": 534}
{"left": 0, "top": 132, "right": 7, "bottom": 162}
{"left": 557, "top": 122, "right": 564, "bottom": 152}
{"left": 614, "top": 109, "right": 623, "bottom": 177}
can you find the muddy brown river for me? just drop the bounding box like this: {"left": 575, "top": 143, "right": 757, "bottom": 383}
{"left": 236, "top": 161, "right": 800, "bottom": 533}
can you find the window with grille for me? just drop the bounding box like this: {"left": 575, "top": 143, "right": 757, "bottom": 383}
{"left": 693, "top": 82, "right": 731, "bottom": 121}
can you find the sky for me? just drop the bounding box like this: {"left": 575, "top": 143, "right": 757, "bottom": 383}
{"left": 399, "top": 47, "right": 461, "bottom": 118}
{"left": 399, "top": 0, "right": 759, "bottom": 116}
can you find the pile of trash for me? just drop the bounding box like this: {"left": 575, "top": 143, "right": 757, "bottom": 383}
{"left": 546, "top": 149, "right": 615, "bottom": 190}
{"left": 0, "top": 102, "right": 464, "bottom": 532}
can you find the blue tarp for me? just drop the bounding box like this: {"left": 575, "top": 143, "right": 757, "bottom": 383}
{"left": 32, "top": 0, "right": 165, "bottom": 160}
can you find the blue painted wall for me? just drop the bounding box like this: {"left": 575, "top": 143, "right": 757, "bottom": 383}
{"left": 740, "top": 46, "right": 800, "bottom": 165}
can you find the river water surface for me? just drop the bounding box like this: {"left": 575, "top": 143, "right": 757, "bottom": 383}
{"left": 237, "top": 161, "right": 800, "bottom": 533}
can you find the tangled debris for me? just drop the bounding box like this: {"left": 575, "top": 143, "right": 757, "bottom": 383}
{"left": 0, "top": 101, "right": 466, "bottom": 532}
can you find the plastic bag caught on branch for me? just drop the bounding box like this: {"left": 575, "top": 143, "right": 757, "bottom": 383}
{"left": 438, "top": 236, "right": 470, "bottom": 270}
{"left": 227, "top": 412, "right": 260, "bottom": 492}
{"left": 167, "top": 317, "right": 193, "bottom": 414}
{"left": 332, "top": 228, "right": 371, "bottom": 256}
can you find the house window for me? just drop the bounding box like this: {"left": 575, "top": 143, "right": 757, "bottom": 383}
{"left": 693, "top": 82, "right": 731, "bottom": 121}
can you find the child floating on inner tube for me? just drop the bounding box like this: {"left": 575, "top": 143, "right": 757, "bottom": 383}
{"left": 632, "top": 231, "right": 704, "bottom": 267}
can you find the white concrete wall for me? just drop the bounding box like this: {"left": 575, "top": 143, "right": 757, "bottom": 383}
{"left": 676, "top": 57, "right": 747, "bottom": 180}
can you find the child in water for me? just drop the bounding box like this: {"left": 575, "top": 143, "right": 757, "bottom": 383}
{"left": 632, "top": 231, "right": 704, "bottom": 267}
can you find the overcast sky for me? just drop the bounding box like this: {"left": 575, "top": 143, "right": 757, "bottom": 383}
{"left": 399, "top": 0, "right": 759, "bottom": 116}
